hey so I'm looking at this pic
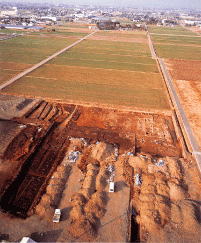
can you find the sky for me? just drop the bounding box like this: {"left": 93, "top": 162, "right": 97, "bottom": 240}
{"left": 4, "top": 0, "right": 201, "bottom": 9}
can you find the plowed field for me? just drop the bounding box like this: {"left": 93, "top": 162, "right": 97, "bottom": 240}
{"left": 165, "top": 59, "right": 201, "bottom": 82}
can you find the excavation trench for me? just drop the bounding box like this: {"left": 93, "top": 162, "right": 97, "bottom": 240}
{"left": 0, "top": 101, "right": 193, "bottom": 242}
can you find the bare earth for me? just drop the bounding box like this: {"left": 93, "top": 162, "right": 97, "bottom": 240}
{"left": 174, "top": 79, "right": 201, "bottom": 150}
{"left": 165, "top": 59, "right": 201, "bottom": 150}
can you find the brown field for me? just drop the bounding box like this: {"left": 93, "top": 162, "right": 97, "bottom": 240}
{"left": 64, "top": 27, "right": 92, "bottom": 33}
{"left": 165, "top": 59, "right": 201, "bottom": 82}
{"left": 0, "top": 62, "right": 32, "bottom": 70}
{"left": 174, "top": 79, "right": 201, "bottom": 149}
{"left": 88, "top": 35, "right": 147, "bottom": 43}
{"left": 26, "top": 64, "right": 163, "bottom": 88}
{"left": 187, "top": 26, "right": 201, "bottom": 35}
{"left": 0, "top": 70, "right": 19, "bottom": 85}
{"left": 0, "top": 62, "right": 32, "bottom": 85}
{"left": 97, "top": 30, "right": 146, "bottom": 35}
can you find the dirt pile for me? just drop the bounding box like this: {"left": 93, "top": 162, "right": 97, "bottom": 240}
{"left": 67, "top": 141, "right": 115, "bottom": 240}
{"left": 128, "top": 155, "right": 201, "bottom": 243}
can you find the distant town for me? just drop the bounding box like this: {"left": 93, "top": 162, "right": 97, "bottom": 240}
{"left": 0, "top": 1, "right": 201, "bottom": 31}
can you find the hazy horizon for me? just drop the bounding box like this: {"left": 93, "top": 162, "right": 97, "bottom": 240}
{"left": 2, "top": 0, "right": 201, "bottom": 9}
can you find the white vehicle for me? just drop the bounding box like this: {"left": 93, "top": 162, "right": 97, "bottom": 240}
{"left": 53, "top": 209, "right": 61, "bottom": 223}
{"left": 109, "top": 182, "right": 115, "bottom": 192}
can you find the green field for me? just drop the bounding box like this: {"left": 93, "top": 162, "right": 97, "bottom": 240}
{"left": 0, "top": 35, "right": 76, "bottom": 64}
{"left": 0, "top": 33, "right": 78, "bottom": 84}
{"left": 49, "top": 39, "right": 157, "bottom": 72}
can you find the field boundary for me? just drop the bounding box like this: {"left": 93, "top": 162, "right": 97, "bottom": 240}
{"left": 0, "top": 31, "right": 97, "bottom": 91}
{"left": 0, "top": 90, "right": 172, "bottom": 115}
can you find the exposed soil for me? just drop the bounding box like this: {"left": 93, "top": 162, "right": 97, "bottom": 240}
{"left": 165, "top": 58, "right": 201, "bottom": 150}
{"left": 186, "top": 26, "right": 201, "bottom": 35}
{"left": 0, "top": 94, "right": 40, "bottom": 120}
{"left": 88, "top": 35, "right": 147, "bottom": 43}
{"left": 0, "top": 99, "right": 200, "bottom": 242}
{"left": 76, "top": 106, "right": 181, "bottom": 157}
{"left": 165, "top": 59, "right": 201, "bottom": 82}
{"left": 129, "top": 155, "right": 201, "bottom": 243}
{"left": 0, "top": 62, "right": 32, "bottom": 71}
{"left": 173, "top": 80, "right": 201, "bottom": 150}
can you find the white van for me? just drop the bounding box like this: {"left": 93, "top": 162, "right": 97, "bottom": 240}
{"left": 109, "top": 182, "right": 115, "bottom": 192}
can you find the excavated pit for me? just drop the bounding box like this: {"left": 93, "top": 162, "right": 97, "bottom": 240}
{"left": 1, "top": 100, "right": 200, "bottom": 242}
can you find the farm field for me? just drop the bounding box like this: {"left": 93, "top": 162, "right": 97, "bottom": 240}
{"left": 151, "top": 35, "right": 201, "bottom": 46}
{"left": 4, "top": 65, "right": 167, "bottom": 109}
{"left": 2, "top": 29, "right": 170, "bottom": 110}
{"left": 150, "top": 25, "right": 201, "bottom": 148}
{"left": 93, "top": 30, "right": 148, "bottom": 42}
{"left": 149, "top": 25, "right": 201, "bottom": 60}
{"left": 165, "top": 59, "right": 201, "bottom": 82}
{"left": 0, "top": 26, "right": 89, "bottom": 36}
{"left": 153, "top": 43, "right": 201, "bottom": 60}
{"left": 49, "top": 39, "right": 157, "bottom": 72}
{"left": 0, "top": 33, "right": 79, "bottom": 84}
{"left": 149, "top": 25, "right": 199, "bottom": 36}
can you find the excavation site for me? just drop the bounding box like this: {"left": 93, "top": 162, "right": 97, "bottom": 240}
{"left": 0, "top": 95, "right": 201, "bottom": 243}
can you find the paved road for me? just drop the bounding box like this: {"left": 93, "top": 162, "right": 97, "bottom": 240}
{"left": 0, "top": 31, "right": 97, "bottom": 90}
{"left": 148, "top": 32, "right": 201, "bottom": 173}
